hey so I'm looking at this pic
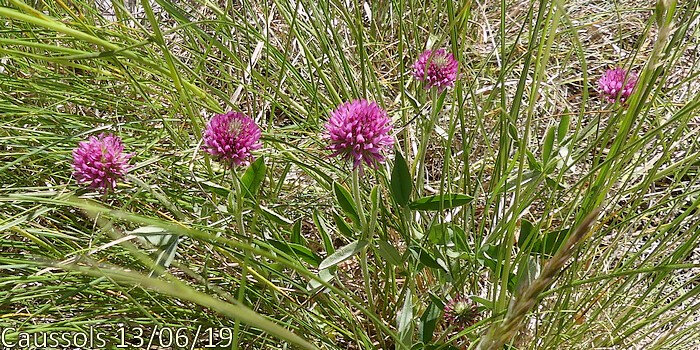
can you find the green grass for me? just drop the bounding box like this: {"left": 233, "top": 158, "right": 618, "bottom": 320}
{"left": 1, "top": 0, "right": 699, "bottom": 349}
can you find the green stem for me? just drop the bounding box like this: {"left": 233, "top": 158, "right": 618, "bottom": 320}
{"left": 231, "top": 170, "right": 250, "bottom": 350}
{"left": 352, "top": 168, "right": 368, "bottom": 230}
{"left": 352, "top": 168, "right": 374, "bottom": 310}
{"left": 415, "top": 90, "right": 440, "bottom": 195}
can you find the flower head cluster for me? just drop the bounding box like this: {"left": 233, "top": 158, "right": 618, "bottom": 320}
{"left": 325, "top": 99, "right": 394, "bottom": 169}
{"left": 444, "top": 295, "right": 479, "bottom": 330}
{"left": 203, "top": 111, "right": 262, "bottom": 167}
{"left": 598, "top": 67, "right": 638, "bottom": 103}
{"left": 72, "top": 133, "right": 132, "bottom": 191}
{"left": 412, "top": 48, "right": 459, "bottom": 90}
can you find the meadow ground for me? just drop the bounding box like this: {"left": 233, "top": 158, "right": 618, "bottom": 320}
{"left": 1, "top": 0, "right": 699, "bottom": 349}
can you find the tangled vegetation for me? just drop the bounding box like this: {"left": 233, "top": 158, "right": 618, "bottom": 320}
{"left": 1, "top": 0, "right": 699, "bottom": 349}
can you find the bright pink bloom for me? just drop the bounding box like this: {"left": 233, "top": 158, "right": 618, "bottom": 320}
{"left": 325, "top": 100, "right": 394, "bottom": 169}
{"left": 412, "top": 48, "right": 459, "bottom": 90}
{"left": 203, "top": 111, "right": 262, "bottom": 167}
{"left": 598, "top": 67, "right": 638, "bottom": 103}
{"left": 444, "top": 295, "right": 479, "bottom": 329}
{"left": 72, "top": 133, "right": 132, "bottom": 191}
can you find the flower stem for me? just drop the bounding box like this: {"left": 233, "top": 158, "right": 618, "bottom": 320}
{"left": 352, "top": 168, "right": 368, "bottom": 230}
{"left": 231, "top": 170, "right": 249, "bottom": 350}
{"left": 352, "top": 168, "right": 374, "bottom": 310}
{"left": 415, "top": 90, "right": 440, "bottom": 195}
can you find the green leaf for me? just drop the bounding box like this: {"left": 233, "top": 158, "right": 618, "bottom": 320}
{"left": 533, "top": 228, "right": 570, "bottom": 257}
{"left": 410, "top": 246, "right": 447, "bottom": 272}
{"left": 313, "top": 210, "right": 335, "bottom": 254}
{"left": 131, "top": 226, "right": 174, "bottom": 247}
{"left": 508, "top": 122, "right": 519, "bottom": 140}
{"left": 479, "top": 246, "right": 522, "bottom": 293}
{"left": 515, "top": 256, "right": 540, "bottom": 293}
{"left": 479, "top": 244, "right": 498, "bottom": 272}
{"left": 558, "top": 114, "right": 570, "bottom": 143}
{"left": 543, "top": 126, "right": 556, "bottom": 164}
{"left": 390, "top": 150, "right": 413, "bottom": 207}
{"left": 435, "top": 89, "right": 447, "bottom": 112}
{"left": 427, "top": 224, "right": 451, "bottom": 245}
{"left": 377, "top": 240, "right": 402, "bottom": 266}
{"left": 419, "top": 302, "right": 440, "bottom": 343}
{"left": 318, "top": 240, "right": 368, "bottom": 270}
{"left": 199, "top": 180, "right": 230, "bottom": 197}
{"left": 451, "top": 225, "right": 469, "bottom": 252}
{"left": 307, "top": 268, "right": 334, "bottom": 292}
{"left": 470, "top": 296, "right": 493, "bottom": 311}
{"left": 428, "top": 292, "right": 446, "bottom": 310}
{"left": 240, "top": 156, "right": 266, "bottom": 198}
{"left": 151, "top": 235, "right": 179, "bottom": 275}
{"left": 291, "top": 219, "right": 305, "bottom": 245}
{"left": 405, "top": 91, "right": 420, "bottom": 110}
{"left": 409, "top": 194, "right": 473, "bottom": 211}
{"left": 517, "top": 220, "right": 538, "bottom": 250}
{"left": 526, "top": 148, "right": 542, "bottom": 171}
{"left": 268, "top": 240, "right": 322, "bottom": 267}
{"left": 333, "top": 182, "right": 360, "bottom": 226}
{"left": 260, "top": 206, "right": 293, "bottom": 225}
{"left": 332, "top": 211, "right": 355, "bottom": 238}
{"left": 370, "top": 185, "right": 381, "bottom": 218}
{"left": 397, "top": 291, "right": 413, "bottom": 348}
{"left": 545, "top": 175, "right": 566, "bottom": 190}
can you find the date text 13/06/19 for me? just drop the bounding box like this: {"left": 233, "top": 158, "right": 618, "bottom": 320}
{"left": 117, "top": 326, "right": 232, "bottom": 349}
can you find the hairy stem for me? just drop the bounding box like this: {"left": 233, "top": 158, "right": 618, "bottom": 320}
{"left": 352, "top": 168, "right": 374, "bottom": 310}
{"left": 231, "top": 170, "right": 250, "bottom": 350}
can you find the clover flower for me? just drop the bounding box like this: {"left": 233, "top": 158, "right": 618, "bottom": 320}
{"left": 412, "top": 48, "right": 459, "bottom": 90}
{"left": 444, "top": 295, "right": 479, "bottom": 330}
{"left": 598, "top": 67, "right": 638, "bottom": 103}
{"left": 72, "top": 133, "right": 132, "bottom": 191}
{"left": 203, "top": 111, "right": 262, "bottom": 167}
{"left": 325, "top": 99, "right": 394, "bottom": 169}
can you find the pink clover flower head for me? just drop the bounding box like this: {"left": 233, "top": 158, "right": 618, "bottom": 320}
{"left": 72, "top": 133, "right": 132, "bottom": 191}
{"left": 598, "top": 67, "right": 638, "bottom": 103}
{"left": 325, "top": 99, "right": 394, "bottom": 169}
{"left": 412, "top": 48, "right": 459, "bottom": 90}
{"left": 203, "top": 111, "right": 262, "bottom": 167}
